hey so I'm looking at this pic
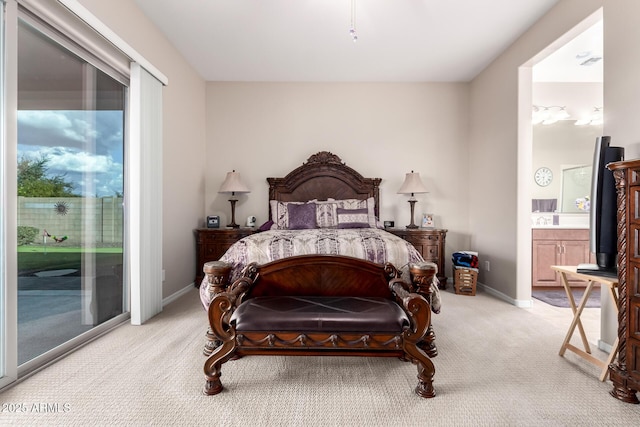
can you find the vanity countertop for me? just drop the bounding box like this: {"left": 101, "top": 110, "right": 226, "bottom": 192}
{"left": 531, "top": 213, "right": 589, "bottom": 229}
{"left": 531, "top": 224, "right": 589, "bottom": 229}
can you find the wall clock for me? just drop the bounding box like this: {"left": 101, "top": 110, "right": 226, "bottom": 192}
{"left": 534, "top": 167, "right": 553, "bottom": 187}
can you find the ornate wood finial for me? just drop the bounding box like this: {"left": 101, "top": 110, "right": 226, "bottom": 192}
{"left": 305, "top": 151, "right": 344, "bottom": 165}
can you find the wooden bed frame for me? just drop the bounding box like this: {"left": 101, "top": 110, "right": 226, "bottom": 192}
{"left": 267, "top": 151, "right": 381, "bottom": 218}
{"left": 202, "top": 152, "right": 438, "bottom": 397}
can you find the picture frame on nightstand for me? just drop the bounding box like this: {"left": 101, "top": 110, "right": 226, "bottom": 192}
{"left": 422, "top": 213, "right": 435, "bottom": 228}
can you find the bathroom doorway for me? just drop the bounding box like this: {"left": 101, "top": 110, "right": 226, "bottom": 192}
{"left": 530, "top": 18, "right": 603, "bottom": 297}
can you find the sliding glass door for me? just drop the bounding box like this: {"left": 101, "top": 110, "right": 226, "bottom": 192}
{"left": 16, "top": 16, "right": 127, "bottom": 366}
{"left": 0, "top": 0, "right": 10, "bottom": 386}
{"left": 2, "top": 0, "right": 165, "bottom": 390}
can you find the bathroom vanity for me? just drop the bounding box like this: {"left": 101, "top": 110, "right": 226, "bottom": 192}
{"left": 531, "top": 227, "right": 592, "bottom": 288}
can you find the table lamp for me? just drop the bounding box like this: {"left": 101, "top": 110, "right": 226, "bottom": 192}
{"left": 218, "top": 170, "right": 250, "bottom": 228}
{"left": 397, "top": 170, "right": 428, "bottom": 229}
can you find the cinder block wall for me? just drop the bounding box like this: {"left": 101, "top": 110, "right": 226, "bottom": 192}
{"left": 17, "top": 197, "right": 124, "bottom": 246}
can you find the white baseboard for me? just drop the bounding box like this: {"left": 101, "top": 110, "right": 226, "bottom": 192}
{"left": 598, "top": 339, "right": 613, "bottom": 354}
{"left": 163, "top": 282, "right": 196, "bottom": 306}
{"left": 477, "top": 282, "right": 533, "bottom": 308}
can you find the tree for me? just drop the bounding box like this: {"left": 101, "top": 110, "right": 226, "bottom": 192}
{"left": 17, "top": 155, "right": 77, "bottom": 197}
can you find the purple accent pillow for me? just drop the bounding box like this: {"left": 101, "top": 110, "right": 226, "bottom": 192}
{"left": 258, "top": 220, "right": 274, "bottom": 232}
{"left": 287, "top": 203, "right": 317, "bottom": 229}
{"left": 336, "top": 208, "right": 370, "bottom": 229}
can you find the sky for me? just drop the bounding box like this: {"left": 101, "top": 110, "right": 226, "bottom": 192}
{"left": 17, "top": 110, "right": 124, "bottom": 198}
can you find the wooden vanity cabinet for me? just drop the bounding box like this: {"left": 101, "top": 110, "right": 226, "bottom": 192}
{"left": 532, "top": 228, "right": 591, "bottom": 287}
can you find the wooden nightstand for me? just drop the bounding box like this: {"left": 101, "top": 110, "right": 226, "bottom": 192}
{"left": 194, "top": 228, "right": 255, "bottom": 287}
{"left": 386, "top": 228, "right": 448, "bottom": 289}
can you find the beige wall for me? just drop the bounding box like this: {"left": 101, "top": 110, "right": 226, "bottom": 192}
{"left": 77, "top": 0, "right": 207, "bottom": 298}
{"left": 74, "top": 0, "right": 640, "bottom": 306}
{"left": 470, "top": 0, "right": 640, "bottom": 305}
{"left": 205, "top": 82, "right": 471, "bottom": 272}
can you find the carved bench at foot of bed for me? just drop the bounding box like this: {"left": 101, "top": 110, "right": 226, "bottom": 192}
{"left": 203, "top": 255, "right": 436, "bottom": 398}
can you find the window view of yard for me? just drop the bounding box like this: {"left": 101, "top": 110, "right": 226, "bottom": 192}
{"left": 17, "top": 18, "right": 126, "bottom": 365}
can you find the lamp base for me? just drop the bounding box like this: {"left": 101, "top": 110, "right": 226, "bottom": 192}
{"left": 406, "top": 199, "right": 419, "bottom": 229}
{"left": 227, "top": 199, "right": 240, "bottom": 229}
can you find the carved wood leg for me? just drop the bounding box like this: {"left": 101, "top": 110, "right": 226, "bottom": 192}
{"left": 403, "top": 340, "right": 436, "bottom": 398}
{"left": 202, "top": 261, "right": 231, "bottom": 355}
{"left": 409, "top": 262, "right": 438, "bottom": 357}
{"left": 609, "top": 365, "right": 640, "bottom": 404}
{"left": 414, "top": 359, "right": 436, "bottom": 399}
{"left": 203, "top": 327, "right": 221, "bottom": 356}
{"left": 203, "top": 339, "right": 237, "bottom": 396}
{"left": 419, "top": 326, "right": 438, "bottom": 358}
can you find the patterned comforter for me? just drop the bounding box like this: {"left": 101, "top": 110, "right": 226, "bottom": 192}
{"left": 199, "top": 228, "right": 441, "bottom": 312}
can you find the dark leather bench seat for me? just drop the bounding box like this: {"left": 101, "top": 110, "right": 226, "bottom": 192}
{"left": 231, "top": 296, "right": 409, "bottom": 333}
{"left": 204, "top": 256, "right": 436, "bottom": 398}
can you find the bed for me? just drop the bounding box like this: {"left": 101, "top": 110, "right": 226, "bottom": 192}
{"left": 200, "top": 151, "right": 440, "bottom": 305}
{"left": 200, "top": 151, "right": 440, "bottom": 397}
{"left": 199, "top": 151, "right": 440, "bottom": 352}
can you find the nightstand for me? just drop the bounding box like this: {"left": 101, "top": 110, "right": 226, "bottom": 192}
{"left": 194, "top": 228, "right": 255, "bottom": 287}
{"left": 386, "top": 228, "right": 448, "bottom": 289}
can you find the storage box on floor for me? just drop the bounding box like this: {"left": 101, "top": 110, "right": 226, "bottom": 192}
{"left": 451, "top": 251, "right": 478, "bottom": 296}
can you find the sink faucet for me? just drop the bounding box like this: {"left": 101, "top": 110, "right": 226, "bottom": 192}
{"left": 536, "top": 216, "right": 549, "bottom": 226}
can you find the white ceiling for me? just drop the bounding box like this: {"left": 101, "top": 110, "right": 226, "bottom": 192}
{"left": 133, "top": 0, "right": 564, "bottom": 82}
{"left": 533, "top": 20, "right": 603, "bottom": 83}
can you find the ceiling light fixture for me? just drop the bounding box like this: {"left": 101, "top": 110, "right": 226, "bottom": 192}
{"left": 349, "top": 0, "right": 358, "bottom": 42}
{"left": 532, "top": 105, "right": 570, "bottom": 125}
{"left": 580, "top": 56, "right": 602, "bottom": 66}
{"left": 575, "top": 107, "right": 603, "bottom": 126}
{"left": 575, "top": 51, "right": 592, "bottom": 59}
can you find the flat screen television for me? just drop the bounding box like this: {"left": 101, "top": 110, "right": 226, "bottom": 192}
{"left": 577, "top": 136, "right": 624, "bottom": 278}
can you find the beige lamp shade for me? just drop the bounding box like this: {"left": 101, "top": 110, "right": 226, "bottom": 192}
{"left": 397, "top": 171, "right": 428, "bottom": 196}
{"left": 218, "top": 170, "right": 250, "bottom": 195}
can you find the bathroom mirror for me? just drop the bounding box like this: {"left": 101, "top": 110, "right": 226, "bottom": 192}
{"left": 560, "top": 165, "right": 591, "bottom": 213}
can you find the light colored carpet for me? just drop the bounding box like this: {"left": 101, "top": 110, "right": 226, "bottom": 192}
{"left": 1, "top": 287, "right": 638, "bottom": 426}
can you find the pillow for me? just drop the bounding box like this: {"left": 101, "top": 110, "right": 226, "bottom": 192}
{"left": 328, "top": 197, "right": 367, "bottom": 210}
{"left": 257, "top": 220, "right": 274, "bottom": 232}
{"left": 315, "top": 202, "right": 338, "bottom": 228}
{"left": 270, "top": 200, "right": 305, "bottom": 229}
{"left": 287, "top": 202, "right": 317, "bottom": 230}
{"left": 328, "top": 197, "right": 377, "bottom": 228}
{"left": 336, "top": 207, "right": 371, "bottom": 229}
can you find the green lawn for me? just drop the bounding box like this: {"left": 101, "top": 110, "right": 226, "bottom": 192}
{"left": 18, "top": 246, "right": 123, "bottom": 253}
{"left": 17, "top": 246, "right": 123, "bottom": 275}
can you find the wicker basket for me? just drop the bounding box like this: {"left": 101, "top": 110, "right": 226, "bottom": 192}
{"left": 452, "top": 266, "right": 477, "bottom": 296}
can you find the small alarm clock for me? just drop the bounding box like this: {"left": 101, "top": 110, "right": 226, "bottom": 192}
{"left": 207, "top": 215, "right": 220, "bottom": 228}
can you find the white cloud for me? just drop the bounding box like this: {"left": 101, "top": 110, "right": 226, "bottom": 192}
{"left": 44, "top": 147, "right": 114, "bottom": 173}
{"left": 18, "top": 110, "right": 84, "bottom": 143}
{"left": 18, "top": 110, "right": 124, "bottom": 197}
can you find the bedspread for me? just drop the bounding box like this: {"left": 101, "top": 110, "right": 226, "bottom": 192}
{"left": 199, "top": 228, "right": 441, "bottom": 313}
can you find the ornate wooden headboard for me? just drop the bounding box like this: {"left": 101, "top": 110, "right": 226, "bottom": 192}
{"left": 267, "top": 151, "right": 382, "bottom": 217}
